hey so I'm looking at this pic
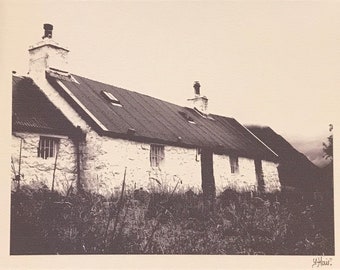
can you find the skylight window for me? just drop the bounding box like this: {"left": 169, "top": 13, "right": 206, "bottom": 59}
{"left": 101, "top": 90, "right": 122, "bottom": 107}
{"left": 178, "top": 111, "right": 195, "bottom": 124}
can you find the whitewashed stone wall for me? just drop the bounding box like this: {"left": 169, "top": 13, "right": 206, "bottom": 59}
{"left": 11, "top": 132, "right": 77, "bottom": 194}
{"left": 156, "top": 145, "right": 201, "bottom": 193}
{"left": 81, "top": 130, "right": 202, "bottom": 197}
{"left": 214, "top": 155, "right": 280, "bottom": 193}
{"left": 214, "top": 155, "right": 258, "bottom": 193}
{"left": 11, "top": 129, "right": 280, "bottom": 196}
{"left": 82, "top": 129, "right": 281, "bottom": 197}
{"left": 262, "top": 160, "right": 281, "bottom": 192}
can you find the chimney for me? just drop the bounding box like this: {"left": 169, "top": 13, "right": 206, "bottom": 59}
{"left": 43, "top": 23, "right": 53, "bottom": 39}
{"left": 28, "top": 24, "right": 69, "bottom": 80}
{"left": 187, "top": 81, "right": 209, "bottom": 115}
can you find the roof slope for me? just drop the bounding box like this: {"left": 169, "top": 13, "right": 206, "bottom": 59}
{"left": 246, "top": 125, "right": 320, "bottom": 190}
{"left": 46, "top": 71, "right": 277, "bottom": 161}
{"left": 12, "top": 75, "right": 77, "bottom": 136}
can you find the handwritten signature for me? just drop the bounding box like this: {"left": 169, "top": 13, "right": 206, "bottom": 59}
{"left": 312, "top": 257, "right": 333, "bottom": 268}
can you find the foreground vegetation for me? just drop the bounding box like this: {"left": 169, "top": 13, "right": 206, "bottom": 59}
{"left": 11, "top": 185, "right": 334, "bottom": 255}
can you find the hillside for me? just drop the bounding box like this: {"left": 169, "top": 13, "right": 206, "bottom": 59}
{"left": 289, "top": 138, "right": 330, "bottom": 168}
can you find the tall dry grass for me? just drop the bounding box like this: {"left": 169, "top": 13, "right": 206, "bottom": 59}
{"left": 10, "top": 184, "right": 334, "bottom": 255}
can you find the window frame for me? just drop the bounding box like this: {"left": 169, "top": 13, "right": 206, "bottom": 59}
{"left": 150, "top": 144, "right": 165, "bottom": 168}
{"left": 37, "top": 136, "right": 60, "bottom": 159}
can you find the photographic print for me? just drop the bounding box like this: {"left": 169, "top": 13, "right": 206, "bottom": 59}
{"left": 2, "top": 0, "right": 338, "bottom": 268}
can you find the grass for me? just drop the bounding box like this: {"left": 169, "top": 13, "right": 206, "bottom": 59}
{"left": 10, "top": 184, "right": 334, "bottom": 255}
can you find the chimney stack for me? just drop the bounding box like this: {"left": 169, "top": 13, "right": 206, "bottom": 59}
{"left": 187, "top": 81, "right": 209, "bottom": 115}
{"left": 28, "top": 24, "right": 69, "bottom": 79}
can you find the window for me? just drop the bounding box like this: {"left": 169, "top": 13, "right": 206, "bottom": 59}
{"left": 101, "top": 90, "right": 122, "bottom": 107}
{"left": 37, "top": 136, "right": 59, "bottom": 159}
{"left": 229, "top": 155, "right": 239, "bottom": 174}
{"left": 150, "top": 144, "right": 164, "bottom": 167}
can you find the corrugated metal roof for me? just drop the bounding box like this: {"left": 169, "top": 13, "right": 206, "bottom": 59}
{"left": 12, "top": 75, "right": 77, "bottom": 136}
{"left": 46, "top": 72, "right": 277, "bottom": 161}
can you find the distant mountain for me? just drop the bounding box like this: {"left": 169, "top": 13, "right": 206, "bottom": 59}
{"left": 288, "top": 138, "right": 331, "bottom": 168}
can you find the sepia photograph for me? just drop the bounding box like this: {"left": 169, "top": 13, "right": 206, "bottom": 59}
{"left": 1, "top": 0, "right": 339, "bottom": 269}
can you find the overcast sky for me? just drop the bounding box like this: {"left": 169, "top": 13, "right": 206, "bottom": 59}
{"left": 2, "top": 1, "right": 339, "bottom": 157}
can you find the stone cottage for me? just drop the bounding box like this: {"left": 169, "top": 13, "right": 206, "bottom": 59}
{"left": 11, "top": 24, "right": 281, "bottom": 197}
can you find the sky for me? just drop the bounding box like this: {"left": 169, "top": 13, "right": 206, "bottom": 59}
{"left": 1, "top": 1, "right": 339, "bottom": 166}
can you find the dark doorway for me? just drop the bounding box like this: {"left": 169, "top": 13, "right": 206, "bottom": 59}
{"left": 201, "top": 149, "right": 216, "bottom": 201}
{"left": 255, "top": 159, "right": 265, "bottom": 192}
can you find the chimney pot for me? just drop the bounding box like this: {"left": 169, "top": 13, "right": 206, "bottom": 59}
{"left": 43, "top": 23, "right": 53, "bottom": 39}
{"left": 193, "top": 81, "right": 201, "bottom": 96}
